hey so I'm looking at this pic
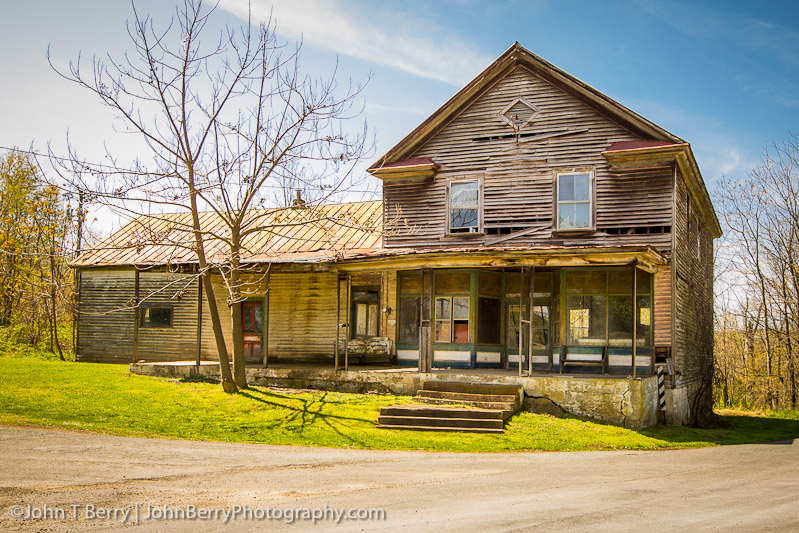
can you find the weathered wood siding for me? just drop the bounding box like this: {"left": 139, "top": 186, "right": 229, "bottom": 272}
{"left": 136, "top": 271, "right": 199, "bottom": 362}
{"left": 199, "top": 272, "right": 265, "bottom": 360}
{"left": 654, "top": 265, "right": 672, "bottom": 346}
{"left": 76, "top": 268, "right": 135, "bottom": 363}
{"left": 384, "top": 66, "right": 673, "bottom": 251}
{"left": 672, "top": 171, "right": 714, "bottom": 386}
{"left": 266, "top": 272, "right": 338, "bottom": 362}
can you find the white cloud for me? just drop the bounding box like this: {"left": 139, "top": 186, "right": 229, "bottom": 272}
{"left": 218, "top": 0, "right": 492, "bottom": 86}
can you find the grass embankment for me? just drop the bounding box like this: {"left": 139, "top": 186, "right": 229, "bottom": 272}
{"left": 1, "top": 357, "right": 797, "bottom": 452}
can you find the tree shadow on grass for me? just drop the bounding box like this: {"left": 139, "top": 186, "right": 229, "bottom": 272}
{"left": 236, "top": 387, "right": 373, "bottom": 447}
{"left": 638, "top": 414, "right": 799, "bottom": 446}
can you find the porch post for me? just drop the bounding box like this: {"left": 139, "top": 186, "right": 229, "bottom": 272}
{"left": 268, "top": 267, "right": 270, "bottom": 368}
{"left": 345, "top": 274, "right": 351, "bottom": 371}
{"left": 518, "top": 267, "right": 524, "bottom": 377}
{"left": 632, "top": 262, "right": 638, "bottom": 379}
{"left": 335, "top": 274, "right": 341, "bottom": 370}
{"left": 418, "top": 268, "right": 424, "bottom": 373}
{"left": 133, "top": 268, "right": 139, "bottom": 364}
{"left": 529, "top": 265, "right": 535, "bottom": 376}
{"left": 195, "top": 273, "right": 202, "bottom": 370}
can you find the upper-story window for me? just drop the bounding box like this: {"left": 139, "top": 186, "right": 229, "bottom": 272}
{"left": 448, "top": 180, "right": 481, "bottom": 233}
{"left": 556, "top": 172, "right": 592, "bottom": 230}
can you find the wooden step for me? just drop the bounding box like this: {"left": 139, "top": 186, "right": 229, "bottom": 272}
{"left": 421, "top": 381, "right": 523, "bottom": 398}
{"left": 416, "top": 390, "right": 519, "bottom": 405}
{"left": 380, "top": 405, "right": 504, "bottom": 419}
{"left": 376, "top": 424, "right": 504, "bottom": 434}
{"left": 414, "top": 397, "right": 515, "bottom": 417}
{"left": 378, "top": 415, "right": 504, "bottom": 430}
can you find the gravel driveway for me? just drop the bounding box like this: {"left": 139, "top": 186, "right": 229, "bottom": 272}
{"left": 1, "top": 425, "right": 797, "bottom": 532}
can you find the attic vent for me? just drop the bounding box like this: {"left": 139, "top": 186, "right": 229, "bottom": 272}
{"left": 499, "top": 97, "right": 539, "bottom": 130}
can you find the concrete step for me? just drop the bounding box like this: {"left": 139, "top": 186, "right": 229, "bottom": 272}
{"left": 377, "top": 415, "right": 504, "bottom": 430}
{"left": 421, "top": 381, "right": 523, "bottom": 398}
{"left": 375, "top": 424, "right": 504, "bottom": 434}
{"left": 416, "top": 390, "right": 519, "bottom": 405}
{"left": 380, "top": 405, "right": 503, "bottom": 419}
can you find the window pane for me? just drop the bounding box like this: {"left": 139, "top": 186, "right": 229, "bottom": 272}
{"left": 566, "top": 295, "right": 606, "bottom": 345}
{"left": 637, "top": 295, "right": 652, "bottom": 345}
{"left": 533, "top": 305, "right": 549, "bottom": 328}
{"left": 608, "top": 295, "right": 633, "bottom": 346}
{"left": 574, "top": 202, "right": 590, "bottom": 228}
{"left": 367, "top": 304, "right": 379, "bottom": 336}
{"left": 244, "top": 307, "right": 253, "bottom": 332}
{"left": 435, "top": 321, "right": 452, "bottom": 342}
{"left": 450, "top": 208, "right": 478, "bottom": 229}
{"left": 366, "top": 290, "right": 379, "bottom": 302}
{"left": 637, "top": 272, "right": 651, "bottom": 294}
{"left": 477, "top": 297, "right": 501, "bottom": 344}
{"left": 355, "top": 303, "right": 368, "bottom": 336}
{"left": 399, "top": 272, "right": 421, "bottom": 295}
{"left": 608, "top": 270, "right": 633, "bottom": 294}
{"left": 453, "top": 297, "right": 470, "bottom": 319}
{"left": 566, "top": 271, "right": 605, "bottom": 294}
{"left": 532, "top": 327, "right": 548, "bottom": 349}
{"left": 253, "top": 305, "right": 262, "bottom": 332}
{"left": 453, "top": 322, "right": 469, "bottom": 343}
{"left": 574, "top": 173, "right": 590, "bottom": 201}
{"left": 352, "top": 290, "right": 367, "bottom": 301}
{"left": 478, "top": 272, "right": 501, "bottom": 297}
{"left": 558, "top": 174, "right": 574, "bottom": 202}
{"left": 435, "top": 273, "right": 471, "bottom": 295}
{"left": 399, "top": 297, "right": 420, "bottom": 343}
{"left": 141, "top": 307, "right": 172, "bottom": 327}
{"left": 450, "top": 182, "right": 479, "bottom": 208}
{"left": 558, "top": 202, "right": 575, "bottom": 229}
{"left": 435, "top": 297, "right": 451, "bottom": 319}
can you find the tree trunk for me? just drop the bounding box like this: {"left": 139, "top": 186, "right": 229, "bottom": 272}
{"left": 229, "top": 233, "right": 248, "bottom": 389}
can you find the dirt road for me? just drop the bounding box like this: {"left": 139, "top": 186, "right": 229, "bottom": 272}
{"left": 0, "top": 425, "right": 797, "bottom": 531}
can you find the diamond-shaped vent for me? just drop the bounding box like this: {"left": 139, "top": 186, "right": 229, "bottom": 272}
{"left": 499, "top": 97, "right": 539, "bottom": 130}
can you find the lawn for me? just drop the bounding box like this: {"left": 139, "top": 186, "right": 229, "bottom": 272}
{"left": 1, "top": 356, "right": 798, "bottom": 452}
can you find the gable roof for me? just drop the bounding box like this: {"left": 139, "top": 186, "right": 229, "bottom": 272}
{"left": 368, "top": 42, "right": 682, "bottom": 171}
{"left": 368, "top": 42, "right": 721, "bottom": 238}
{"left": 73, "top": 201, "right": 383, "bottom": 267}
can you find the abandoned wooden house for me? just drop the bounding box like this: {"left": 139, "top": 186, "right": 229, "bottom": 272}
{"left": 73, "top": 43, "right": 719, "bottom": 428}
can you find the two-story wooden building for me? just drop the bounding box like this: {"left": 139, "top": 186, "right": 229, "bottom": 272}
{"left": 74, "top": 44, "right": 719, "bottom": 427}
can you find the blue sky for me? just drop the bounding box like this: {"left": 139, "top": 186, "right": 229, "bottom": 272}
{"left": 1, "top": 0, "right": 798, "bottom": 226}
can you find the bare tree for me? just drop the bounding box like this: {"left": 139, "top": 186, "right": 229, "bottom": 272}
{"left": 48, "top": 0, "right": 372, "bottom": 392}
{"left": 715, "top": 134, "right": 799, "bottom": 410}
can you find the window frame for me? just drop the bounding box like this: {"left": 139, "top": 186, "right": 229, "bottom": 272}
{"left": 139, "top": 306, "right": 174, "bottom": 328}
{"left": 554, "top": 170, "right": 594, "bottom": 232}
{"left": 446, "top": 178, "right": 483, "bottom": 235}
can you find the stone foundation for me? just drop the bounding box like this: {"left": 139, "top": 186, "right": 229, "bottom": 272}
{"left": 131, "top": 362, "right": 660, "bottom": 428}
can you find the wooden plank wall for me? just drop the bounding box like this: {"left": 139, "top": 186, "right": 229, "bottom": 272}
{"left": 654, "top": 265, "right": 672, "bottom": 346}
{"left": 266, "top": 272, "right": 338, "bottom": 363}
{"left": 76, "top": 268, "right": 135, "bottom": 363}
{"left": 672, "top": 171, "right": 714, "bottom": 386}
{"left": 136, "top": 270, "right": 199, "bottom": 362}
{"left": 383, "top": 66, "right": 673, "bottom": 252}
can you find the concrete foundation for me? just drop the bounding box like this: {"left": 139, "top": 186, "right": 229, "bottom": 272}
{"left": 131, "top": 362, "right": 660, "bottom": 428}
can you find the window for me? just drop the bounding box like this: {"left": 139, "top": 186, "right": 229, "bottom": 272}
{"left": 556, "top": 172, "right": 592, "bottom": 230}
{"left": 449, "top": 180, "right": 480, "bottom": 233}
{"left": 140, "top": 307, "right": 172, "bottom": 328}
{"left": 351, "top": 287, "right": 379, "bottom": 338}
{"left": 397, "top": 272, "right": 429, "bottom": 344}
{"left": 435, "top": 296, "right": 470, "bottom": 343}
{"left": 565, "top": 269, "right": 653, "bottom": 348}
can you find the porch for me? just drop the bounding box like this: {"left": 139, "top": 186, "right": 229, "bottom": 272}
{"left": 130, "top": 360, "right": 660, "bottom": 428}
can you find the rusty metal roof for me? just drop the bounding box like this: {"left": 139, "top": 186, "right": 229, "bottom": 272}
{"left": 73, "top": 201, "right": 383, "bottom": 267}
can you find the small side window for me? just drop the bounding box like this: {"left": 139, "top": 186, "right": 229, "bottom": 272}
{"left": 140, "top": 307, "right": 173, "bottom": 328}
{"left": 556, "top": 172, "right": 592, "bottom": 230}
{"left": 448, "top": 180, "right": 480, "bottom": 233}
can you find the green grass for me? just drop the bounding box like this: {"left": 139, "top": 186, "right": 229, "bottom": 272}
{"left": 1, "top": 356, "right": 798, "bottom": 452}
